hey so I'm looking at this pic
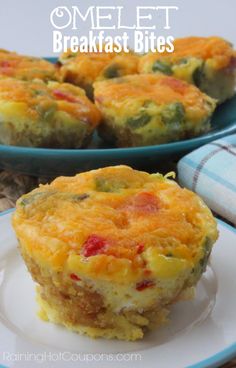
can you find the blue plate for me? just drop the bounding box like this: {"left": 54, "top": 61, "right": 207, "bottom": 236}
{"left": 0, "top": 57, "right": 236, "bottom": 176}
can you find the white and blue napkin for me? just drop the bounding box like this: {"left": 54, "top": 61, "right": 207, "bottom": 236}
{"left": 177, "top": 134, "right": 236, "bottom": 226}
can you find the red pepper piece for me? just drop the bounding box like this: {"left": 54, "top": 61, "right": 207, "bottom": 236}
{"left": 136, "top": 280, "right": 155, "bottom": 291}
{"left": 82, "top": 234, "right": 108, "bottom": 257}
{"left": 136, "top": 244, "right": 145, "bottom": 254}
{"left": 70, "top": 273, "right": 81, "bottom": 281}
{"left": 0, "top": 61, "right": 11, "bottom": 68}
{"left": 132, "top": 192, "right": 159, "bottom": 213}
{"left": 53, "top": 89, "right": 78, "bottom": 103}
{"left": 144, "top": 269, "right": 152, "bottom": 276}
{"left": 225, "top": 56, "right": 236, "bottom": 74}
{"left": 160, "top": 76, "right": 187, "bottom": 93}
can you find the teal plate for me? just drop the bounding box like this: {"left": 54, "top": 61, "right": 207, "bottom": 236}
{"left": 0, "top": 57, "right": 236, "bottom": 176}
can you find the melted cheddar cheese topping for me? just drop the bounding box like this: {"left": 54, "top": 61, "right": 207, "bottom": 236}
{"left": 59, "top": 49, "right": 139, "bottom": 85}
{"left": 139, "top": 36, "right": 236, "bottom": 72}
{"left": 0, "top": 78, "right": 101, "bottom": 126}
{"left": 0, "top": 49, "right": 59, "bottom": 81}
{"left": 94, "top": 74, "right": 216, "bottom": 121}
{"left": 12, "top": 166, "right": 218, "bottom": 283}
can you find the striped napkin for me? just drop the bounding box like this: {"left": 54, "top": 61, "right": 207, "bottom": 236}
{"left": 177, "top": 134, "right": 236, "bottom": 226}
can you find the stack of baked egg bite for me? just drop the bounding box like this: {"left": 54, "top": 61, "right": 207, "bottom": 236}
{"left": 0, "top": 36, "right": 235, "bottom": 148}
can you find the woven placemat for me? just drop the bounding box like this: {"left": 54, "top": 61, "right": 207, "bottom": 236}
{"left": 0, "top": 169, "right": 235, "bottom": 367}
{"left": 0, "top": 171, "right": 50, "bottom": 211}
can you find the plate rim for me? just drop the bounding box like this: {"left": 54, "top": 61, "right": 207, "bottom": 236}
{"left": 0, "top": 122, "right": 236, "bottom": 158}
{"left": 0, "top": 209, "right": 236, "bottom": 368}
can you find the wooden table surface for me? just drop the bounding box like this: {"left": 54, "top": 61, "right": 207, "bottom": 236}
{"left": 0, "top": 170, "right": 235, "bottom": 368}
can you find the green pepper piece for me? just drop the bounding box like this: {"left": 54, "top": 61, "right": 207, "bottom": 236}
{"left": 103, "top": 64, "right": 120, "bottom": 79}
{"left": 192, "top": 66, "right": 203, "bottom": 87}
{"left": 126, "top": 113, "right": 151, "bottom": 129}
{"left": 43, "top": 106, "right": 57, "bottom": 120}
{"left": 177, "top": 58, "right": 189, "bottom": 65}
{"left": 71, "top": 193, "right": 89, "bottom": 201}
{"left": 20, "top": 192, "right": 49, "bottom": 206}
{"left": 36, "top": 102, "right": 57, "bottom": 121}
{"left": 95, "top": 177, "right": 128, "bottom": 192}
{"left": 199, "top": 237, "right": 212, "bottom": 271}
{"left": 161, "top": 102, "right": 185, "bottom": 125}
{"left": 152, "top": 60, "right": 173, "bottom": 75}
{"left": 32, "top": 89, "right": 46, "bottom": 96}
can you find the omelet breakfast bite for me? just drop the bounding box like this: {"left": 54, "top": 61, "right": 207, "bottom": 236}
{"left": 138, "top": 36, "right": 236, "bottom": 103}
{"left": 12, "top": 165, "right": 218, "bottom": 341}
{"left": 59, "top": 48, "right": 139, "bottom": 99}
{"left": 94, "top": 74, "right": 216, "bottom": 147}
{"left": 0, "top": 49, "right": 59, "bottom": 82}
{"left": 0, "top": 78, "right": 101, "bottom": 147}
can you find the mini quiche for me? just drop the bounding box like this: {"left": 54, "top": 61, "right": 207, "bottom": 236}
{"left": 0, "top": 78, "right": 101, "bottom": 147}
{"left": 94, "top": 74, "right": 216, "bottom": 147}
{"left": 12, "top": 165, "right": 218, "bottom": 341}
{"left": 0, "top": 49, "right": 59, "bottom": 82}
{"left": 138, "top": 36, "right": 236, "bottom": 103}
{"left": 59, "top": 49, "right": 139, "bottom": 99}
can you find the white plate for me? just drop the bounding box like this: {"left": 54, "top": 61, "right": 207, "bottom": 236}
{"left": 0, "top": 210, "right": 236, "bottom": 368}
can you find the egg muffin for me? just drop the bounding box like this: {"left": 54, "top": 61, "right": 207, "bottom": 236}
{"left": 0, "top": 49, "right": 59, "bottom": 82}
{"left": 0, "top": 78, "right": 101, "bottom": 147}
{"left": 138, "top": 37, "right": 236, "bottom": 103}
{"left": 12, "top": 165, "right": 218, "bottom": 341}
{"left": 94, "top": 74, "right": 216, "bottom": 147}
{"left": 59, "top": 49, "right": 139, "bottom": 99}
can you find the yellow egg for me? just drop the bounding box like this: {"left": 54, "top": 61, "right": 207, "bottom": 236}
{"left": 12, "top": 165, "right": 218, "bottom": 340}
